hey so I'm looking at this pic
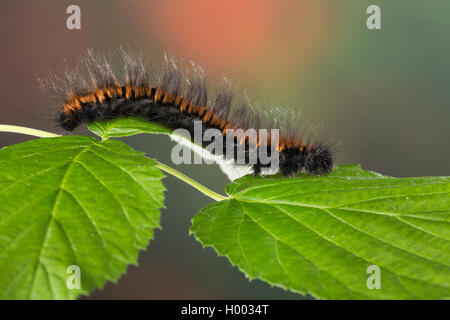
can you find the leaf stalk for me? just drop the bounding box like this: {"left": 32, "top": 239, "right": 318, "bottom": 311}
{"left": 0, "top": 125, "right": 61, "bottom": 138}
{"left": 156, "top": 161, "right": 228, "bottom": 202}
{"left": 0, "top": 124, "right": 228, "bottom": 202}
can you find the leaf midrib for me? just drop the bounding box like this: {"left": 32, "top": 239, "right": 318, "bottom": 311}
{"left": 232, "top": 179, "right": 450, "bottom": 199}
{"left": 233, "top": 197, "right": 450, "bottom": 268}
{"left": 233, "top": 197, "right": 449, "bottom": 223}
{"left": 237, "top": 199, "right": 448, "bottom": 290}
{"left": 233, "top": 201, "right": 374, "bottom": 299}
{"left": 28, "top": 146, "right": 88, "bottom": 299}
{"left": 237, "top": 200, "right": 448, "bottom": 298}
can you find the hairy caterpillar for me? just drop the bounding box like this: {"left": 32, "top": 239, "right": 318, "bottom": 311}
{"left": 45, "top": 49, "right": 333, "bottom": 177}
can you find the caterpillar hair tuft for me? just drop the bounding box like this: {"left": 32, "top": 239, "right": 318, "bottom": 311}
{"left": 44, "top": 49, "right": 334, "bottom": 177}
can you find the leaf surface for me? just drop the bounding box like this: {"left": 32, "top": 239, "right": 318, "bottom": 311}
{"left": 0, "top": 136, "right": 165, "bottom": 299}
{"left": 191, "top": 165, "right": 450, "bottom": 299}
{"left": 88, "top": 117, "right": 450, "bottom": 299}
{"left": 88, "top": 117, "right": 172, "bottom": 140}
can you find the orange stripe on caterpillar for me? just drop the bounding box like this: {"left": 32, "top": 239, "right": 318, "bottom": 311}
{"left": 145, "top": 85, "right": 152, "bottom": 97}
{"left": 63, "top": 103, "right": 76, "bottom": 115}
{"left": 210, "top": 116, "right": 219, "bottom": 125}
{"left": 187, "top": 103, "right": 196, "bottom": 113}
{"left": 154, "top": 87, "right": 163, "bottom": 103}
{"left": 105, "top": 87, "right": 118, "bottom": 98}
{"left": 163, "top": 93, "right": 175, "bottom": 104}
{"left": 198, "top": 106, "right": 206, "bottom": 116}
{"left": 203, "top": 109, "right": 213, "bottom": 122}
{"left": 125, "top": 84, "right": 133, "bottom": 99}
{"left": 116, "top": 85, "right": 123, "bottom": 97}
{"left": 78, "top": 93, "right": 95, "bottom": 104}
{"left": 63, "top": 96, "right": 82, "bottom": 115}
{"left": 222, "top": 123, "right": 230, "bottom": 134}
{"left": 174, "top": 95, "right": 181, "bottom": 106}
{"left": 180, "top": 98, "right": 189, "bottom": 112}
{"left": 219, "top": 119, "right": 228, "bottom": 129}
{"left": 134, "top": 86, "right": 147, "bottom": 99}
{"left": 96, "top": 89, "right": 106, "bottom": 102}
{"left": 133, "top": 87, "right": 141, "bottom": 99}
{"left": 53, "top": 49, "right": 334, "bottom": 177}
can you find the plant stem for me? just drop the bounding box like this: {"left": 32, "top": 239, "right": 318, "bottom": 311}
{"left": 0, "top": 125, "right": 61, "bottom": 138}
{"left": 156, "top": 161, "right": 228, "bottom": 202}
{"left": 0, "top": 124, "right": 228, "bottom": 202}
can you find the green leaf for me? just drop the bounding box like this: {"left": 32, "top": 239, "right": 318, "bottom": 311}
{"left": 190, "top": 165, "right": 450, "bottom": 299}
{"left": 88, "top": 117, "right": 172, "bottom": 140}
{"left": 0, "top": 136, "right": 165, "bottom": 299}
{"left": 85, "top": 117, "right": 450, "bottom": 299}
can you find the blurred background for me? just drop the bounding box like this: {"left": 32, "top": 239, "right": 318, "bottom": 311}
{"left": 0, "top": 0, "right": 449, "bottom": 299}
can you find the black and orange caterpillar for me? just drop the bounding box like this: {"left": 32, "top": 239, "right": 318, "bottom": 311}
{"left": 47, "top": 49, "right": 333, "bottom": 177}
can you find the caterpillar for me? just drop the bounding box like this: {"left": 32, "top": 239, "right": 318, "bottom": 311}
{"left": 46, "top": 49, "right": 333, "bottom": 177}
